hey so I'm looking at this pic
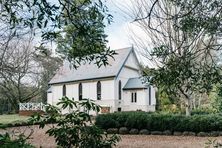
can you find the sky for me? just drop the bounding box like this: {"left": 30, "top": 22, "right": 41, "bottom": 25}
{"left": 47, "top": 0, "right": 156, "bottom": 67}
{"left": 104, "top": 0, "right": 157, "bottom": 68}
{"left": 105, "top": 0, "right": 135, "bottom": 49}
{"left": 48, "top": 0, "right": 133, "bottom": 49}
{"left": 47, "top": 0, "right": 135, "bottom": 53}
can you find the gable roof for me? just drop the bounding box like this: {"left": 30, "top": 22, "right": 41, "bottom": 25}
{"left": 49, "top": 47, "right": 133, "bottom": 84}
{"left": 123, "top": 77, "right": 148, "bottom": 90}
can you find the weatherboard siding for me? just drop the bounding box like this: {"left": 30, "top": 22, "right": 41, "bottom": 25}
{"left": 48, "top": 79, "right": 115, "bottom": 111}
{"left": 47, "top": 48, "right": 156, "bottom": 114}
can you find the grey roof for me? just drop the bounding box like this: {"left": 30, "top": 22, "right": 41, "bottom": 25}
{"left": 123, "top": 77, "right": 148, "bottom": 90}
{"left": 47, "top": 87, "right": 52, "bottom": 93}
{"left": 49, "top": 47, "right": 133, "bottom": 84}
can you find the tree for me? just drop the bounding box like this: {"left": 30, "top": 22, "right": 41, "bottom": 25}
{"left": 34, "top": 50, "right": 62, "bottom": 103}
{"left": 211, "top": 85, "right": 222, "bottom": 112}
{"left": 0, "top": 38, "right": 41, "bottom": 111}
{"left": 0, "top": 0, "right": 115, "bottom": 111}
{"left": 0, "top": 0, "right": 115, "bottom": 68}
{"left": 30, "top": 97, "right": 120, "bottom": 148}
{"left": 126, "top": 0, "right": 222, "bottom": 115}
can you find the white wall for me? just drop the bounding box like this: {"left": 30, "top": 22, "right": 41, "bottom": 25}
{"left": 150, "top": 86, "right": 156, "bottom": 105}
{"left": 48, "top": 78, "right": 116, "bottom": 113}
{"left": 124, "top": 51, "right": 140, "bottom": 69}
{"left": 50, "top": 85, "right": 63, "bottom": 105}
{"left": 47, "top": 50, "right": 156, "bottom": 113}
{"left": 114, "top": 51, "right": 140, "bottom": 111}
{"left": 47, "top": 92, "right": 53, "bottom": 104}
{"left": 122, "top": 89, "right": 155, "bottom": 112}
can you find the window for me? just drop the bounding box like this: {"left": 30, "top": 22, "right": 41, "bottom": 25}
{"left": 131, "top": 92, "right": 137, "bottom": 103}
{"left": 118, "top": 107, "right": 121, "bottom": 112}
{"left": 62, "top": 85, "right": 66, "bottom": 96}
{"left": 79, "top": 83, "right": 82, "bottom": 100}
{"left": 149, "top": 86, "right": 151, "bottom": 105}
{"left": 118, "top": 80, "right": 122, "bottom": 100}
{"left": 97, "top": 81, "right": 101, "bottom": 100}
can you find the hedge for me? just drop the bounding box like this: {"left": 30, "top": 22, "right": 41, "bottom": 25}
{"left": 95, "top": 112, "right": 222, "bottom": 133}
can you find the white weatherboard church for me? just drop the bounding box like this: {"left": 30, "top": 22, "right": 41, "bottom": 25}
{"left": 47, "top": 47, "right": 156, "bottom": 114}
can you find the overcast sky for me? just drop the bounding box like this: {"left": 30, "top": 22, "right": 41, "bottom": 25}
{"left": 104, "top": 1, "right": 157, "bottom": 68}
{"left": 47, "top": 0, "right": 155, "bottom": 67}
{"left": 105, "top": 0, "right": 133, "bottom": 49}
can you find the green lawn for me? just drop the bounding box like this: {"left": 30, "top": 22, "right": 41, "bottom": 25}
{"left": 0, "top": 114, "right": 29, "bottom": 124}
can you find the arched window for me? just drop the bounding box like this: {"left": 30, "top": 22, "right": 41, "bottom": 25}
{"left": 149, "top": 86, "right": 151, "bottom": 105}
{"left": 97, "top": 81, "right": 101, "bottom": 100}
{"left": 118, "top": 80, "right": 122, "bottom": 100}
{"left": 62, "top": 84, "right": 66, "bottom": 96}
{"left": 79, "top": 83, "right": 82, "bottom": 100}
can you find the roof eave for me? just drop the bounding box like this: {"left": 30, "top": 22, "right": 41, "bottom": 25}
{"left": 49, "top": 75, "right": 116, "bottom": 85}
{"left": 123, "top": 87, "right": 148, "bottom": 90}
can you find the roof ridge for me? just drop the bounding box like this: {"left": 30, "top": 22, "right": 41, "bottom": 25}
{"left": 115, "top": 47, "right": 133, "bottom": 77}
{"left": 114, "top": 47, "right": 132, "bottom": 51}
{"left": 49, "top": 47, "right": 133, "bottom": 84}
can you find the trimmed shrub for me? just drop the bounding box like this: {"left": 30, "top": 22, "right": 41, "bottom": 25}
{"left": 139, "top": 129, "right": 150, "bottom": 135}
{"left": 107, "top": 128, "right": 118, "bottom": 134}
{"left": 119, "top": 127, "right": 129, "bottom": 134}
{"left": 197, "top": 132, "right": 209, "bottom": 137}
{"left": 151, "top": 131, "right": 162, "bottom": 135}
{"left": 210, "top": 131, "right": 219, "bottom": 137}
{"left": 95, "top": 112, "right": 222, "bottom": 133}
{"left": 163, "top": 130, "right": 172, "bottom": 135}
{"left": 129, "top": 129, "right": 139, "bottom": 135}
{"left": 173, "top": 132, "right": 182, "bottom": 136}
{"left": 188, "top": 132, "right": 196, "bottom": 136}
{"left": 182, "top": 131, "right": 189, "bottom": 136}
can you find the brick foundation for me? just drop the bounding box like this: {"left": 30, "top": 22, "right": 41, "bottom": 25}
{"left": 19, "top": 110, "right": 45, "bottom": 116}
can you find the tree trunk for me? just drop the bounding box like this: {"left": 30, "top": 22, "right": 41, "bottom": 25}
{"left": 179, "top": 88, "right": 192, "bottom": 116}
{"left": 185, "top": 98, "right": 191, "bottom": 116}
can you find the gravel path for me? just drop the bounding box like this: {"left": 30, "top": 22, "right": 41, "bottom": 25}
{"left": 1, "top": 126, "right": 222, "bottom": 148}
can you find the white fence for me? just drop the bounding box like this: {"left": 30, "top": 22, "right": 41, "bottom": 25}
{"left": 19, "top": 103, "right": 45, "bottom": 111}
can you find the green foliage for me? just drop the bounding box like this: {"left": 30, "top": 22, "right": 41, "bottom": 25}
{"left": 30, "top": 97, "right": 120, "bottom": 148}
{"left": 34, "top": 50, "right": 62, "bottom": 103}
{"left": 205, "top": 139, "right": 222, "bottom": 148}
{"left": 0, "top": 0, "right": 115, "bottom": 68}
{"left": 146, "top": 53, "right": 221, "bottom": 98}
{"left": 211, "top": 85, "right": 222, "bottom": 112}
{"left": 96, "top": 112, "right": 222, "bottom": 133}
{"left": 138, "top": 0, "right": 222, "bottom": 116}
{"left": 170, "top": 0, "right": 222, "bottom": 36}
{"left": 0, "top": 133, "right": 34, "bottom": 148}
{"left": 191, "top": 108, "right": 216, "bottom": 115}
{"left": 56, "top": 0, "right": 117, "bottom": 68}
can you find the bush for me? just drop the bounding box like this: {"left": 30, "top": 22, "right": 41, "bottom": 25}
{"left": 191, "top": 108, "right": 215, "bottom": 115}
{"left": 139, "top": 129, "right": 149, "bottom": 135}
{"left": 0, "top": 133, "right": 34, "bottom": 148}
{"left": 95, "top": 112, "right": 222, "bottom": 133}
{"left": 129, "top": 129, "right": 139, "bottom": 135}
{"left": 30, "top": 97, "right": 120, "bottom": 148}
{"left": 119, "top": 127, "right": 129, "bottom": 134}
{"left": 107, "top": 128, "right": 118, "bottom": 134}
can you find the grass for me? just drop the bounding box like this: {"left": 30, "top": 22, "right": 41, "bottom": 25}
{"left": 0, "top": 114, "right": 29, "bottom": 125}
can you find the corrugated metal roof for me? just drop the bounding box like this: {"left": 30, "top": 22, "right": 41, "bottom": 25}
{"left": 49, "top": 47, "right": 132, "bottom": 84}
{"left": 123, "top": 77, "right": 148, "bottom": 90}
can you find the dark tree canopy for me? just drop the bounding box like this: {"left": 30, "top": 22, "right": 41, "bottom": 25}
{"left": 0, "top": 0, "right": 115, "bottom": 68}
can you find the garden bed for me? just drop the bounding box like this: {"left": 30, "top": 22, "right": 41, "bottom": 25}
{"left": 95, "top": 112, "right": 222, "bottom": 136}
{"left": 1, "top": 125, "right": 221, "bottom": 148}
